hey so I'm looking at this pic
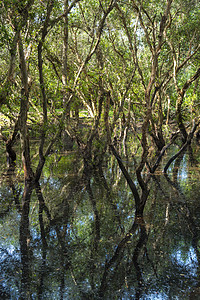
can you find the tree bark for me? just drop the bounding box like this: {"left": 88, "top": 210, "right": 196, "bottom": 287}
{"left": 0, "top": 31, "right": 19, "bottom": 108}
{"left": 18, "top": 34, "right": 34, "bottom": 181}
{"left": 62, "top": 0, "right": 70, "bottom": 118}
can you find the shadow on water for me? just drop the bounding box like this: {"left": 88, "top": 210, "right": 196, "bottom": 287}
{"left": 1, "top": 143, "right": 200, "bottom": 299}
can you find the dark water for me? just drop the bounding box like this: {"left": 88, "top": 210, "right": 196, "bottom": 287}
{"left": 1, "top": 144, "right": 200, "bottom": 299}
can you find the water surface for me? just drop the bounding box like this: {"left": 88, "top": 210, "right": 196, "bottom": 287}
{"left": 0, "top": 144, "right": 200, "bottom": 299}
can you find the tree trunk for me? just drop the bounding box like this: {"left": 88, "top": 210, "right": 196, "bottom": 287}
{"left": 176, "top": 92, "right": 188, "bottom": 143}
{"left": 18, "top": 34, "right": 34, "bottom": 181}
{"left": 62, "top": 0, "right": 70, "bottom": 119}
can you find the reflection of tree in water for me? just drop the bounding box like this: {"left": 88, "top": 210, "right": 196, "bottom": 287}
{"left": 164, "top": 173, "right": 200, "bottom": 299}
{"left": 46, "top": 165, "right": 151, "bottom": 299}
{"left": 98, "top": 216, "right": 149, "bottom": 300}
{"left": 1, "top": 145, "right": 200, "bottom": 298}
{"left": 19, "top": 181, "right": 34, "bottom": 300}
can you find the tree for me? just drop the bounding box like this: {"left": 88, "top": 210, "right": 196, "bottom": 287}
{"left": 0, "top": 0, "right": 200, "bottom": 225}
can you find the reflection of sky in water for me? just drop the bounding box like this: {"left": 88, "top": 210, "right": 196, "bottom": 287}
{"left": 1, "top": 150, "right": 200, "bottom": 299}
{"left": 42, "top": 176, "right": 62, "bottom": 188}
{"left": 178, "top": 155, "right": 188, "bottom": 180}
{"left": 121, "top": 290, "right": 168, "bottom": 299}
{"left": 172, "top": 247, "right": 197, "bottom": 275}
{"left": 0, "top": 245, "right": 17, "bottom": 256}
{"left": 143, "top": 293, "right": 168, "bottom": 299}
{"left": 168, "top": 154, "right": 188, "bottom": 180}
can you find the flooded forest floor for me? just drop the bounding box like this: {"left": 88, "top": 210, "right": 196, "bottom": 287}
{"left": 0, "top": 120, "right": 200, "bottom": 299}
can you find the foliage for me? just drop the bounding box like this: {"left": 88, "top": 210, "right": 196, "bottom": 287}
{"left": 0, "top": 1, "right": 200, "bottom": 296}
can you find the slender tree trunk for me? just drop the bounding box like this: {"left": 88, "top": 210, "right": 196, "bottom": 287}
{"left": 18, "top": 34, "right": 34, "bottom": 181}
{"left": 0, "top": 31, "right": 19, "bottom": 108}
{"left": 176, "top": 92, "right": 188, "bottom": 143}
{"left": 62, "top": 0, "right": 70, "bottom": 119}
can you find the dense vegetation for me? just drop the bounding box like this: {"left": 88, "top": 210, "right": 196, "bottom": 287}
{"left": 0, "top": 0, "right": 200, "bottom": 298}
{"left": 0, "top": 0, "right": 200, "bottom": 208}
